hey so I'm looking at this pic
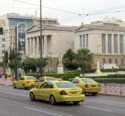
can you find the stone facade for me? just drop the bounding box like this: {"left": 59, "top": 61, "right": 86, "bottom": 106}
{"left": 75, "top": 22, "right": 125, "bottom": 68}
{"left": 26, "top": 24, "right": 77, "bottom": 58}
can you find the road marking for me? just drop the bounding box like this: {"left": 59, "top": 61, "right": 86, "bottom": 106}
{"left": 82, "top": 106, "right": 112, "bottom": 112}
{"left": 25, "top": 106, "right": 62, "bottom": 116}
{"left": 0, "top": 90, "right": 28, "bottom": 97}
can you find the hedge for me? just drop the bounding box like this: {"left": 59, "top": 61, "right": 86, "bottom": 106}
{"left": 94, "top": 78, "right": 125, "bottom": 84}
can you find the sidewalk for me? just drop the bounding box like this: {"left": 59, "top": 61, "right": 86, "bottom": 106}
{"left": 0, "top": 77, "right": 13, "bottom": 86}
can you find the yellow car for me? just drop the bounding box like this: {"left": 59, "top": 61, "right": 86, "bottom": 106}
{"left": 72, "top": 77, "right": 100, "bottom": 96}
{"left": 13, "top": 76, "right": 37, "bottom": 89}
{"left": 30, "top": 81, "right": 85, "bottom": 105}
{"left": 30, "top": 76, "right": 58, "bottom": 88}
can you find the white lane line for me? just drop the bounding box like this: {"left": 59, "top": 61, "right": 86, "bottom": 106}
{"left": 0, "top": 90, "right": 28, "bottom": 97}
{"left": 25, "top": 107, "right": 62, "bottom": 116}
{"left": 82, "top": 106, "right": 112, "bottom": 112}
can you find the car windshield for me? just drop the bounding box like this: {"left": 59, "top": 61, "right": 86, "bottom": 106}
{"left": 26, "top": 76, "right": 36, "bottom": 80}
{"left": 46, "top": 77, "right": 57, "bottom": 81}
{"left": 82, "top": 78, "right": 96, "bottom": 83}
{"left": 56, "top": 82, "right": 76, "bottom": 88}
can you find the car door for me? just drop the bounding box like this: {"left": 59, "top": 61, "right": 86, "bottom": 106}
{"left": 35, "top": 82, "right": 47, "bottom": 100}
{"left": 19, "top": 77, "right": 25, "bottom": 88}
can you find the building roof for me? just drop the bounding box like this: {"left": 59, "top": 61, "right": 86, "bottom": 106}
{"left": 27, "top": 24, "right": 78, "bottom": 33}
{"left": 75, "top": 23, "right": 125, "bottom": 32}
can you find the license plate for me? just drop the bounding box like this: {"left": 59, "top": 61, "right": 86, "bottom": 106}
{"left": 91, "top": 85, "right": 96, "bottom": 87}
{"left": 71, "top": 91, "right": 77, "bottom": 94}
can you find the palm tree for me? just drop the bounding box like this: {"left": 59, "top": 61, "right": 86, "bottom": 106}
{"left": 73, "top": 48, "right": 94, "bottom": 73}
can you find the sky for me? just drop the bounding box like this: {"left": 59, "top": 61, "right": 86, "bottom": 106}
{"left": 1, "top": 0, "right": 125, "bottom": 26}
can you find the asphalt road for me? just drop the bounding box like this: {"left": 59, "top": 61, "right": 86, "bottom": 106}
{"left": 0, "top": 85, "right": 125, "bottom": 116}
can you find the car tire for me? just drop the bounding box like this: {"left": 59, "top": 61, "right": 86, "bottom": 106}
{"left": 49, "top": 95, "right": 56, "bottom": 105}
{"left": 73, "top": 101, "right": 79, "bottom": 105}
{"left": 31, "top": 85, "right": 34, "bottom": 89}
{"left": 92, "top": 93, "right": 97, "bottom": 96}
{"left": 30, "top": 92, "right": 35, "bottom": 101}
{"left": 22, "top": 84, "right": 26, "bottom": 89}
{"left": 13, "top": 83, "right": 16, "bottom": 89}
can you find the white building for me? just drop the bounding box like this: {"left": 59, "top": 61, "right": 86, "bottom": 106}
{"left": 26, "top": 22, "right": 77, "bottom": 58}
{"left": 74, "top": 21, "right": 125, "bottom": 68}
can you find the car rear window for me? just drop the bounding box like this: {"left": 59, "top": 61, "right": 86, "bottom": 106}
{"left": 26, "top": 76, "right": 36, "bottom": 80}
{"left": 56, "top": 82, "right": 76, "bottom": 88}
{"left": 82, "top": 78, "right": 96, "bottom": 83}
{"left": 46, "top": 77, "right": 57, "bottom": 81}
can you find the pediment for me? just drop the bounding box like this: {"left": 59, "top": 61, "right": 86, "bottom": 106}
{"left": 27, "top": 25, "right": 40, "bottom": 32}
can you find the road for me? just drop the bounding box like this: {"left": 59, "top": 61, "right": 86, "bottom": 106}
{"left": 0, "top": 85, "right": 125, "bottom": 116}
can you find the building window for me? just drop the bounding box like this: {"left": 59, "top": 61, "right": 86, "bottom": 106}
{"left": 121, "top": 59, "right": 124, "bottom": 65}
{"left": 102, "top": 33, "right": 106, "bottom": 53}
{"left": 83, "top": 35, "right": 85, "bottom": 48}
{"left": 115, "top": 59, "right": 118, "bottom": 64}
{"left": 114, "top": 34, "right": 118, "bottom": 53}
{"left": 108, "top": 34, "right": 112, "bottom": 53}
{"left": 120, "top": 34, "right": 124, "bottom": 54}
{"left": 2, "top": 38, "right": 5, "bottom": 41}
{"left": 103, "top": 58, "right": 106, "bottom": 64}
{"left": 2, "top": 44, "right": 5, "bottom": 47}
{"left": 109, "top": 58, "right": 112, "bottom": 63}
{"left": 80, "top": 35, "right": 82, "bottom": 48}
{"left": 86, "top": 34, "right": 88, "bottom": 47}
{"left": 2, "top": 50, "right": 5, "bottom": 54}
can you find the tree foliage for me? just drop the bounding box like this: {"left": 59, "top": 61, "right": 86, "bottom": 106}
{"left": 73, "top": 48, "right": 94, "bottom": 70}
{"left": 63, "top": 49, "right": 76, "bottom": 69}
{"left": 8, "top": 59, "right": 21, "bottom": 69}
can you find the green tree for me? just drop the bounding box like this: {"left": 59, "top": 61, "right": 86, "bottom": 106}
{"left": 8, "top": 59, "right": 21, "bottom": 69}
{"left": 36, "top": 58, "right": 48, "bottom": 68}
{"left": 5, "top": 51, "right": 8, "bottom": 64}
{"left": 63, "top": 49, "right": 76, "bottom": 69}
{"left": 73, "top": 48, "right": 94, "bottom": 73}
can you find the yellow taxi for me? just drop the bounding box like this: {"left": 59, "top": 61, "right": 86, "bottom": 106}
{"left": 30, "top": 76, "right": 58, "bottom": 88}
{"left": 72, "top": 77, "right": 100, "bottom": 96}
{"left": 30, "top": 81, "right": 85, "bottom": 105}
{"left": 13, "top": 76, "right": 37, "bottom": 89}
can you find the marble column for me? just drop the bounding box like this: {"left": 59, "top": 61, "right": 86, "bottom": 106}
{"left": 33, "top": 37, "right": 35, "bottom": 56}
{"left": 29, "top": 37, "right": 31, "bottom": 57}
{"left": 44, "top": 35, "right": 47, "bottom": 57}
{"left": 37, "top": 36, "right": 39, "bottom": 57}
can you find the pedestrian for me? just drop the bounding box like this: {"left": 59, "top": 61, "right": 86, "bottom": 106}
{"left": 0, "top": 71, "right": 2, "bottom": 78}
{"left": 4, "top": 72, "right": 7, "bottom": 80}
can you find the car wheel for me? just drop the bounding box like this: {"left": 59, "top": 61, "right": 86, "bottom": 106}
{"left": 49, "top": 95, "right": 56, "bottom": 105}
{"left": 31, "top": 85, "right": 34, "bottom": 89}
{"left": 92, "top": 93, "right": 97, "bottom": 96}
{"left": 22, "top": 84, "right": 26, "bottom": 89}
{"left": 73, "top": 101, "right": 79, "bottom": 105}
{"left": 30, "top": 92, "right": 35, "bottom": 101}
{"left": 13, "top": 83, "right": 16, "bottom": 89}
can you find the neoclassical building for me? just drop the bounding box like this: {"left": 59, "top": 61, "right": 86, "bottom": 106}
{"left": 74, "top": 22, "right": 125, "bottom": 68}
{"left": 26, "top": 20, "right": 77, "bottom": 59}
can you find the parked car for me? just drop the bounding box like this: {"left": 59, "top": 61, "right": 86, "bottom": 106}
{"left": 30, "top": 76, "right": 58, "bottom": 88}
{"left": 13, "top": 76, "right": 37, "bottom": 89}
{"left": 30, "top": 81, "right": 85, "bottom": 105}
{"left": 72, "top": 77, "right": 100, "bottom": 96}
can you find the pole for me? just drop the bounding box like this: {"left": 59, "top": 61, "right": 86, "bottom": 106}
{"left": 3, "top": 49, "right": 5, "bottom": 74}
{"left": 15, "top": 26, "right": 18, "bottom": 80}
{"left": 39, "top": 0, "right": 43, "bottom": 77}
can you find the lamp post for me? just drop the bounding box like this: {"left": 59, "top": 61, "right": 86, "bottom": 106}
{"left": 39, "top": 0, "right": 43, "bottom": 77}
